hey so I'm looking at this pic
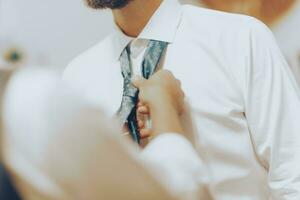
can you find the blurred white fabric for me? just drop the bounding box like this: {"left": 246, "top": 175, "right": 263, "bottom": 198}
{"left": 1, "top": 67, "right": 208, "bottom": 200}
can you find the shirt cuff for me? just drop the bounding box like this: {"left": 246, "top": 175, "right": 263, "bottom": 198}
{"left": 141, "top": 133, "right": 207, "bottom": 199}
{"left": 142, "top": 133, "right": 196, "bottom": 159}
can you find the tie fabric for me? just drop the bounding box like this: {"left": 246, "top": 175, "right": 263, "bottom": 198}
{"left": 117, "top": 40, "right": 168, "bottom": 144}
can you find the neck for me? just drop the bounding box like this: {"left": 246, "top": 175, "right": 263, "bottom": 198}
{"left": 112, "top": 0, "right": 162, "bottom": 37}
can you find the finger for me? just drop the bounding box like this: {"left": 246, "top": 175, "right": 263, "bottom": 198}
{"left": 131, "top": 75, "right": 146, "bottom": 88}
{"left": 140, "top": 129, "right": 152, "bottom": 139}
{"left": 137, "top": 105, "right": 149, "bottom": 114}
{"left": 138, "top": 101, "right": 144, "bottom": 107}
{"left": 138, "top": 119, "right": 145, "bottom": 129}
{"left": 137, "top": 109, "right": 144, "bottom": 120}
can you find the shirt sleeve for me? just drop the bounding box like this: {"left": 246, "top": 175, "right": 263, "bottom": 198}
{"left": 2, "top": 70, "right": 174, "bottom": 200}
{"left": 244, "top": 19, "right": 300, "bottom": 200}
{"left": 141, "top": 133, "right": 211, "bottom": 200}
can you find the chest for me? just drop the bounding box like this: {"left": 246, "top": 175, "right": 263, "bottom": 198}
{"left": 83, "top": 41, "right": 245, "bottom": 121}
{"left": 165, "top": 42, "right": 245, "bottom": 117}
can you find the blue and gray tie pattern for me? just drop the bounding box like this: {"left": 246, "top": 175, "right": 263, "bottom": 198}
{"left": 117, "top": 40, "right": 168, "bottom": 144}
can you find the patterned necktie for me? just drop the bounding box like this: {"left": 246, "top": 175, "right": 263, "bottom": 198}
{"left": 118, "top": 40, "right": 168, "bottom": 144}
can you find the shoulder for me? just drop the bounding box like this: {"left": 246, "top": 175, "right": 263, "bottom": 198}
{"left": 181, "top": 5, "right": 280, "bottom": 92}
{"left": 63, "top": 34, "right": 115, "bottom": 83}
{"left": 181, "top": 5, "right": 276, "bottom": 66}
{"left": 181, "top": 4, "right": 272, "bottom": 41}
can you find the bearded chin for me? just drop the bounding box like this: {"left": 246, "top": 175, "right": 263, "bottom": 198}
{"left": 85, "top": 0, "right": 131, "bottom": 9}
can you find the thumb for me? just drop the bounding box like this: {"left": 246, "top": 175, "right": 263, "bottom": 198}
{"left": 131, "top": 75, "right": 146, "bottom": 88}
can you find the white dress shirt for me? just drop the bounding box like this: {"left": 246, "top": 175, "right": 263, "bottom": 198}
{"left": 64, "top": 0, "right": 300, "bottom": 199}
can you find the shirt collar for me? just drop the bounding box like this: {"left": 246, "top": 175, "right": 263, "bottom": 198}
{"left": 112, "top": 0, "right": 183, "bottom": 60}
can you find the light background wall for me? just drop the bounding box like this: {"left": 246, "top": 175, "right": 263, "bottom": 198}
{"left": 272, "top": 2, "right": 300, "bottom": 80}
{"left": 0, "top": 0, "right": 113, "bottom": 68}
{"left": 0, "top": 0, "right": 300, "bottom": 81}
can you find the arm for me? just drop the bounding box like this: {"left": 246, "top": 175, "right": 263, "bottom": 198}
{"left": 133, "top": 70, "right": 211, "bottom": 199}
{"left": 3, "top": 68, "right": 209, "bottom": 200}
{"left": 2, "top": 69, "right": 177, "bottom": 200}
{"left": 244, "top": 20, "right": 300, "bottom": 199}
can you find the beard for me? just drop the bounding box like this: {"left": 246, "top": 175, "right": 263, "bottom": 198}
{"left": 85, "top": 0, "right": 132, "bottom": 9}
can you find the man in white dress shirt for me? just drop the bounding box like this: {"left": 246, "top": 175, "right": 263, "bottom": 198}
{"left": 64, "top": 0, "right": 300, "bottom": 199}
